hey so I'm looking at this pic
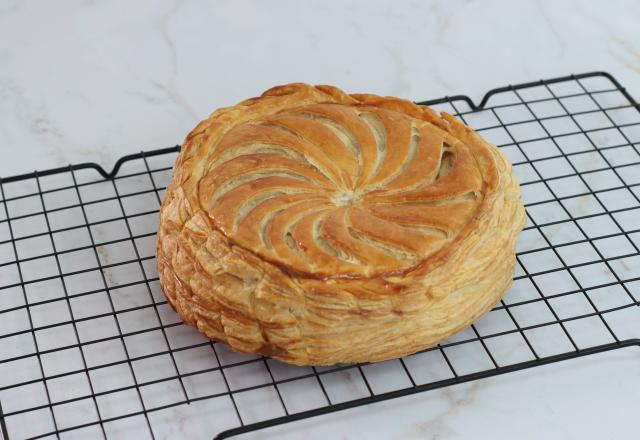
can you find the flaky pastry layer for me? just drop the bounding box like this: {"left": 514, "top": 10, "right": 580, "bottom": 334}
{"left": 156, "top": 83, "right": 525, "bottom": 365}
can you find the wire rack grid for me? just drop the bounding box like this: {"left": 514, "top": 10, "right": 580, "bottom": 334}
{"left": 1, "top": 71, "right": 639, "bottom": 440}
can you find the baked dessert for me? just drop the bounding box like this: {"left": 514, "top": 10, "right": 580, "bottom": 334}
{"left": 156, "top": 83, "right": 525, "bottom": 366}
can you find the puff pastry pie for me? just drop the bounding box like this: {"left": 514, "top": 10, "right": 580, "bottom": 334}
{"left": 156, "top": 83, "right": 525, "bottom": 366}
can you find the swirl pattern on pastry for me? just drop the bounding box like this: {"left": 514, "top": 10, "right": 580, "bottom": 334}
{"left": 197, "top": 103, "right": 482, "bottom": 278}
{"left": 156, "top": 83, "right": 526, "bottom": 365}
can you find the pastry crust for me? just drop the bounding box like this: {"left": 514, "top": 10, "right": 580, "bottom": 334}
{"left": 156, "top": 83, "right": 525, "bottom": 366}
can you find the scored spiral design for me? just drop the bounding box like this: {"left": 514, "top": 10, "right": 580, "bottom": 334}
{"left": 196, "top": 103, "right": 483, "bottom": 278}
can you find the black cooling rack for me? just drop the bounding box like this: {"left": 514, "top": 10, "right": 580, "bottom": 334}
{"left": 1, "top": 71, "right": 640, "bottom": 440}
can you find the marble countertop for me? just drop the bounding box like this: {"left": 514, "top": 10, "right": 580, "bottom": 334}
{"left": 1, "top": 1, "right": 639, "bottom": 439}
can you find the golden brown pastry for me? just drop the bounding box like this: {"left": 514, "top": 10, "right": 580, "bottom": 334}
{"left": 156, "top": 83, "right": 525, "bottom": 366}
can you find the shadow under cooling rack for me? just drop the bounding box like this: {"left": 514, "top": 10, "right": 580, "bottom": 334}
{"left": 0, "top": 71, "right": 640, "bottom": 440}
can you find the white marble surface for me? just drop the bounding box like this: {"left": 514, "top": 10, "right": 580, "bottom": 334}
{"left": 238, "top": 347, "right": 640, "bottom": 440}
{"left": 1, "top": 0, "right": 640, "bottom": 439}
{"left": 2, "top": 0, "right": 640, "bottom": 176}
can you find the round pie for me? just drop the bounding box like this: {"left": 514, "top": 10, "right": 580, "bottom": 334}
{"left": 156, "top": 83, "right": 525, "bottom": 366}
